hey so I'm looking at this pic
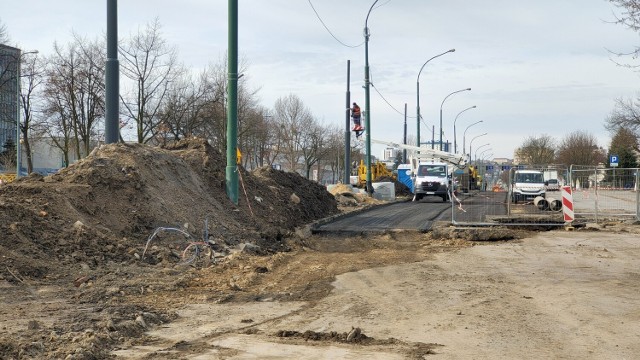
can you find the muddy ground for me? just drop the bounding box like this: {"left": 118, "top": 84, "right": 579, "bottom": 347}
{"left": 1, "top": 139, "right": 638, "bottom": 359}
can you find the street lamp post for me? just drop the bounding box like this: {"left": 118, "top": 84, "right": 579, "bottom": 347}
{"left": 453, "top": 105, "right": 476, "bottom": 154}
{"left": 477, "top": 147, "right": 492, "bottom": 164}
{"left": 462, "top": 120, "right": 483, "bottom": 157}
{"left": 481, "top": 152, "right": 493, "bottom": 163}
{"left": 363, "top": 0, "right": 378, "bottom": 195}
{"left": 479, "top": 152, "right": 493, "bottom": 191}
{"left": 416, "top": 49, "right": 455, "bottom": 148}
{"left": 469, "top": 133, "right": 488, "bottom": 164}
{"left": 474, "top": 144, "right": 490, "bottom": 165}
{"left": 15, "top": 49, "right": 39, "bottom": 178}
{"left": 440, "top": 88, "right": 471, "bottom": 151}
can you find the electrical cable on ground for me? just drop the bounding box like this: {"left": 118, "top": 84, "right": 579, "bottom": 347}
{"left": 142, "top": 226, "right": 193, "bottom": 260}
{"left": 237, "top": 166, "right": 255, "bottom": 218}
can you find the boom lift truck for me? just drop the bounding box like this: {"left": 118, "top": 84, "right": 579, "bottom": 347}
{"left": 371, "top": 140, "right": 468, "bottom": 202}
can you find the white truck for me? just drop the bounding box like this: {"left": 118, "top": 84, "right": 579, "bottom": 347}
{"left": 511, "top": 169, "right": 546, "bottom": 203}
{"left": 543, "top": 170, "right": 559, "bottom": 191}
{"left": 371, "top": 139, "right": 467, "bottom": 202}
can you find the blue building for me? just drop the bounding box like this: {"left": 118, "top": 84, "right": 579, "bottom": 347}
{"left": 0, "top": 44, "right": 20, "bottom": 157}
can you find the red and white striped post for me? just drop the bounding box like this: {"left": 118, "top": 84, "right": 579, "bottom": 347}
{"left": 561, "top": 186, "right": 574, "bottom": 224}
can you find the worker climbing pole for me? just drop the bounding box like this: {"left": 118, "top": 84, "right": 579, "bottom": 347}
{"left": 350, "top": 102, "right": 364, "bottom": 139}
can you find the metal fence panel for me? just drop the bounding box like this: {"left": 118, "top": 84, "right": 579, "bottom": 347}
{"left": 570, "top": 166, "right": 640, "bottom": 221}
{"left": 451, "top": 165, "right": 568, "bottom": 225}
{"left": 450, "top": 164, "right": 639, "bottom": 225}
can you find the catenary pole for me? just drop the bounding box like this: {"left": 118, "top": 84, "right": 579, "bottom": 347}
{"left": 344, "top": 60, "right": 351, "bottom": 184}
{"left": 105, "top": 0, "right": 120, "bottom": 144}
{"left": 364, "top": 0, "right": 379, "bottom": 195}
{"left": 226, "top": 0, "right": 239, "bottom": 204}
{"left": 403, "top": 103, "right": 407, "bottom": 163}
{"left": 15, "top": 49, "right": 21, "bottom": 177}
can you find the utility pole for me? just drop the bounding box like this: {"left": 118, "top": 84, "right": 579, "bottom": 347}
{"left": 105, "top": 0, "right": 119, "bottom": 144}
{"left": 226, "top": 0, "right": 239, "bottom": 204}
{"left": 363, "top": 0, "right": 379, "bottom": 195}
{"left": 403, "top": 103, "right": 407, "bottom": 163}
{"left": 344, "top": 60, "right": 351, "bottom": 184}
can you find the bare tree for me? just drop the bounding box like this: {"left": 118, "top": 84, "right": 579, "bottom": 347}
{"left": 609, "top": 0, "right": 640, "bottom": 65}
{"left": 19, "top": 52, "right": 44, "bottom": 174}
{"left": 299, "top": 121, "right": 330, "bottom": 180}
{"left": 119, "top": 18, "right": 182, "bottom": 143}
{"left": 606, "top": 97, "right": 640, "bottom": 134}
{"left": 260, "top": 113, "right": 282, "bottom": 167}
{"left": 273, "top": 94, "right": 313, "bottom": 173}
{"left": 322, "top": 125, "right": 345, "bottom": 183}
{"left": 556, "top": 130, "right": 606, "bottom": 166}
{"left": 39, "top": 38, "right": 105, "bottom": 165}
{"left": 155, "top": 71, "right": 212, "bottom": 145}
{"left": 195, "top": 60, "right": 227, "bottom": 151}
{"left": 72, "top": 35, "right": 106, "bottom": 155}
{"left": 0, "top": 18, "right": 9, "bottom": 44}
{"left": 40, "top": 64, "right": 74, "bottom": 167}
{"left": 238, "top": 107, "right": 272, "bottom": 170}
{"left": 194, "top": 55, "right": 256, "bottom": 155}
{"left": 515, "top": 134, "right": 556, "bottom": 166}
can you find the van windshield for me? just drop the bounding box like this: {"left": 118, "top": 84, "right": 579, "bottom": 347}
{"left": 515, "top": 172, "right": 544, "bottom": 183}
{"left": 418, "top": 165, "right": 447, "bottom": 177}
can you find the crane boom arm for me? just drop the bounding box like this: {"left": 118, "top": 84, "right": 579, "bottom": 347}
{"left": 372, "top": 139, "right": 467, "bottom": 168}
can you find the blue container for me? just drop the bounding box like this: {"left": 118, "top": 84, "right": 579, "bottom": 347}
{"left": 397, "top": 164, "right": 414, "bottom": 193}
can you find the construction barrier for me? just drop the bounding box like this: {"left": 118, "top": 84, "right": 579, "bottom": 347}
{"left": 569, "top": 166, "right": 640, "bottom": 221}
{"left": 561, "top": 186, "right": 574, "bottom": 223}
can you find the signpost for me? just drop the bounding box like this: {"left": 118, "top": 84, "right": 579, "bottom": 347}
{"left": 610, "top": 154, "right": 619, "bottom": 189}
{"left": 610, "top": 155, "right": 619, "bottom": 167}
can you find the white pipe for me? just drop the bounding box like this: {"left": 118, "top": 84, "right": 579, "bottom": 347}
{"left": 534, "top": 196, "right": 549, "bottom": 211}
{"left": 547, "top": 197, "right": 562, "bottom": 212}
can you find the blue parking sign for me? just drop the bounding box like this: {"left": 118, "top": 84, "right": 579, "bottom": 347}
{"left": 610, "top": 155, "right": 619, "bottom": 167}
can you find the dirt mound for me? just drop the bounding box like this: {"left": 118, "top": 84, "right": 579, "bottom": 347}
{"left": 327, "top": 183, "right": 387, "bottom": 209}
{"left": 0, "top": 138, "right": 338, "bottom": 282}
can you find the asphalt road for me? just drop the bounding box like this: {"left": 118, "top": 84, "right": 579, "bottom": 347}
{"left": 315, "top": 191, "right": 510, "bottom": 234}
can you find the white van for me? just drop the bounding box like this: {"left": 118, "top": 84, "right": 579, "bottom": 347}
{"left": 511, "top": 169, "right": 546, "bottom": 203}
{"left": 412, "top": 161, "right": 450, "bottom": 202}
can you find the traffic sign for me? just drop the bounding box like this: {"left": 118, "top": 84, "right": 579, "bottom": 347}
{"left": 610, "top": 154, "right": 619, "bottom": 167}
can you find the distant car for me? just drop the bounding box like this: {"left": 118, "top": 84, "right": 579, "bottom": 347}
{"left": 546, "top": 179, "right": 559, "bottom": 191}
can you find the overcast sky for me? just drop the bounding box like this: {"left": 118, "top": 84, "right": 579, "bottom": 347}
{"left": 3, "top": 0, "right": 639, "bottom": 159}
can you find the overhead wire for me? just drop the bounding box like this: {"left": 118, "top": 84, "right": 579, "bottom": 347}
{"left": 309, "top": 0, "right": 424, "bottom": 132}
{"left": 307, "top": 0, "right": 365, "bottom": 48}
{"left": 369, "top": 68, "right": 417, "bottom": 119}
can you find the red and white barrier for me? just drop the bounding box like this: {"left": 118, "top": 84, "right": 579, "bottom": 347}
{"left": 561, "top": 186, "right": 574, "bottom": 223}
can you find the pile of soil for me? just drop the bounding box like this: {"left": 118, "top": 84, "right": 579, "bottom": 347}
{"left": 0, "top": 138, "right": 338, "bottom": 283}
